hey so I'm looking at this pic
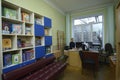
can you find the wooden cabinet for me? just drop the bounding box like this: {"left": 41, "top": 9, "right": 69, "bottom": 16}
{"left": 116, "top": 3, "right": 120, "bottom": 80}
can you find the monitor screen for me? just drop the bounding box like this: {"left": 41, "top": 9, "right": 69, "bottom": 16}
{"left": 76, "top": 42, "right": 83, "bottom": 48}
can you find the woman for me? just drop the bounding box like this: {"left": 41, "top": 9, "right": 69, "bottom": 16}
{"left": 69, "top": 38, "right": 75, "bottom": 49}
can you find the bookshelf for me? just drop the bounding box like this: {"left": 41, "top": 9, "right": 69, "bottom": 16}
{"left": 44, "top": 17, "right": 52, "bottom": 56}
{"left": 0, "top": 0, "right": 52, "bottom": 75}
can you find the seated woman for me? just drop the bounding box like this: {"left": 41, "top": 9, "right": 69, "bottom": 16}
{"left": 82, "top": 42, "right": 89, "bottom": 51}
{"left": 69, "top": 38, "right": 75, "bottom": 49}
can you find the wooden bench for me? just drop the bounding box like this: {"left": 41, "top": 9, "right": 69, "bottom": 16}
{"left": 2, "top": 56, "right": 67, "bottom": 80}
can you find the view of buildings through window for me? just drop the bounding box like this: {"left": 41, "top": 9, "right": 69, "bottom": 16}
{"left": 72, "top": 15, "right": 103, "bottom": 45}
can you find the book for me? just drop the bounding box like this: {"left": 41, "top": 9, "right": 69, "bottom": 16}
{"left": 25, "top": 27, "right": 31, "bottom": 35}
{"left": 35, "top": 18, "right": 42, "bottom": 25}
{"left": 22, "top": 12, "right": 30, "bottom": 22}
{"left": 12, "top": 53, "right": 20, "bottom": 64}
{"left": 22, "top": 53, "right": 26, "bottom": 62}
{"left": 17, "top": 39, "right": 22, "bottom": 48}
{"left": 2, "top": 22, "right": 12, "bottom": 34}
{"left": 11, "top": 24, "right": 22, "bottom": 34}
{"left": 3, "top": 7, "right": 17, "bottom": 19}
{"left": 2, "top": 39, "right": 12, "bottom": 50}
{"left": 3, "top": 53, "right": 12, "bottom": 67}
{"left": 22, "top": 49, "right": 34, "bottom": 61}
{"left": 27, "top": 49, "right": 34, "bottom": 59}
{"left": 35, "top": 37, "right": 41, "bottom": 46}
{"left": 45, "top": 29, "right": 48, "bottom": 35}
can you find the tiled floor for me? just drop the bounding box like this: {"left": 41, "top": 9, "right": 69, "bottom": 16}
{"left": 57, "top": 63, "right": 115, "bottom": 80}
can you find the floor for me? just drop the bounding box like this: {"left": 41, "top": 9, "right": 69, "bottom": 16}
{"left": 57, "top": 63, "right": 115, "bottom": 80}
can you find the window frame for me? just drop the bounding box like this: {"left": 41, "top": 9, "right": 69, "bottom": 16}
{"left": 72, "top": 15, "right": 104, "bottom": 47}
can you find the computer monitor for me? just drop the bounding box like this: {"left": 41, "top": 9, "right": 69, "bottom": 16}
{"left": 76, "top": 42, "right": 83, "bottom": 48}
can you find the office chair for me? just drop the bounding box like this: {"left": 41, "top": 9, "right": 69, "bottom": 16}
{"left": 64, "top": 46, "right": 69, "bottom": 50}
{"left": 100, "top": 43, "right": 113, "bottom": 63}
{"left": 79, "top": 51, "right": 99, "bottom": 71}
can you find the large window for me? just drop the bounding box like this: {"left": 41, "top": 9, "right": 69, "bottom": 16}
{"left": 72, "top": 15, "right": 103, "bottom": 45}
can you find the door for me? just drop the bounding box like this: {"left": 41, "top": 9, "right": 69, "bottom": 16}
{"left": 116, "top": 4, "right": 120, "bottom": 80}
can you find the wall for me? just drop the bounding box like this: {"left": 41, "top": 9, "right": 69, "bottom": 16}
{"left": 66, "top": 5, "right": 115, "bottom": 47}
{"left": 5, "top": 0, "right": 66, "bottom": 50}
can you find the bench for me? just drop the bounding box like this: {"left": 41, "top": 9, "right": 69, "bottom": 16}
{"left": 2, "top": 56, "right": 67, "bottom": 80}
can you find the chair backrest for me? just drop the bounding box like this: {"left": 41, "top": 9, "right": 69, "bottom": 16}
{"left": 105, "top": 43, "right": 113, "bottom": 55}
{"left": 79, "top": 51, "right": 99, "bottom": 70}
{"left": 79, "top": 51, "right": 99, "bottom": 63}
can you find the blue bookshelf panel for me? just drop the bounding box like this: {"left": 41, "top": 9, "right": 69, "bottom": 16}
{"left": 2, "top": 64, "right": 22, "bottom": 73}
{"left": 35, "top": 24, "right": 44, "bottom": 36}
{"left": 2, "top": 59, "right": 36, "bottom": 73}
{"left": 35, "top": 46, "right": 45, "bottom": 59}
{"left": 45, "top": 36, "right": 52, "bottom": 46}
{"left": 44, "top": 17, "right": 52, "bottom": 28}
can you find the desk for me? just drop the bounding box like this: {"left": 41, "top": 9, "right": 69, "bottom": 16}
{"left": 64, "top": 49, "right": 99, "bottom": 70}
{"left": 68, "top": 50, "right": 82, "bottom": 68}
{"left": 64, "top": 49, "right": 82, "bottom": 69}
{"left": 109, "top": 55, "right": 116, "bottom": 68}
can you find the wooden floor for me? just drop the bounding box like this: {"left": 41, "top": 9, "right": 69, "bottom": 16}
{"left": 57, "top": 63, "right": 115, "bottom": 80}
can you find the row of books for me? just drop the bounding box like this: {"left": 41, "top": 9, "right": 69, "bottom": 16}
{"left": 2, "top": 22, "right": 22, "bottom": 34}
{"left": 17, "top": 39, "right": 33, "bottom": 48}
{"left": 3, "top": 53, "right": 20, "bottom": 67}
{"left": 22, "top": 49, "right": 34, "bottom": 62}
{"left": 3, "top": 49, "right": 34, "bottom": 67}
{"left": 2, "top": 21, "right": 32, "bottom": 35}
{"left": 2, "top": 7, "right": 31, "bottom": 23}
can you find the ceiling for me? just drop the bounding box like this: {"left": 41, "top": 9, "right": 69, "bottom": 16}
{"left": 44, "top": 0, "right": 115, "bottom": 14}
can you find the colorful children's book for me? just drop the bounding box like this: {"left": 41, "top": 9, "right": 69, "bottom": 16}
{"left": 11, "top": 24, "right": 22, "bottom": 34}
{"left": 22, "top": 12, "right": 30, "bottom": 22}
{"left": 27, "top": 49, "right": 34, "bottom": 59}
{"left": 17, "top": 39, "right": 21, "bottom": 48}
{"left": 45, "top": 29, "right": 49, "bottom": 35}
{"left": 35, "top": 18, "right": 42, "bottom": 25}
{"left": 3, "top": 7, "right": 17, "bottom": 19}
{"left": 3, "top": 53, "right": 12, "bottom": 67}
{"left": 12, "top": 53, "right": 20, "bottom": 64}
{"left": 22, "top": 53, "right": 26, "bottom": 62}
{"left": 25, "top": 27, "right": 31, "bottom": 35}
{"left": 2, "top": 39, "right": 12, "bottom": 50}
{"left": 35, "top": 37, "right": 41, "bottom": 46}
{"left": 2, "top": 22, "right": 12, "bottom": 34}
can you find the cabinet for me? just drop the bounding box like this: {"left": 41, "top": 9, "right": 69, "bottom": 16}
{"left": 0, "top": 0, "right": 52, "bottom": 74}
{"left": 116, "top": 4, "right": 120, "bottom": 80}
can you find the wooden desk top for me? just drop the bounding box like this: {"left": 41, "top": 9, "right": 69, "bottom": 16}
{"left": 109, "top": 55, "right": 116, "bottom": 66}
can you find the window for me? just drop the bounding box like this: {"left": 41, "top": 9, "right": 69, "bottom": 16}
{"left": 72, "top": 15, "right": 103, "bottom": 45}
